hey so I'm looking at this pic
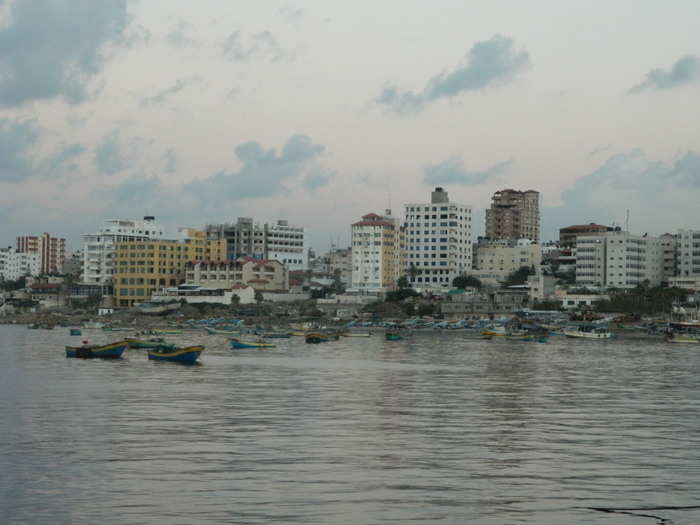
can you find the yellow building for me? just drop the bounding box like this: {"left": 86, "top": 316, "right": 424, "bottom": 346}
{"left": 113, "top": 229, "right": 226, "bottom": 307}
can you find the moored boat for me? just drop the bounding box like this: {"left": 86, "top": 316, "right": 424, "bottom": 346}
{"left": 147, "top": 345, "right": 204, "bottom": 363}
{"left": 563, "top": 325, "right": 612, "bottom": 339}
{"left": 69, "top": 328, "right": 82, "bottom": 336}
{"left": 150, "top": 328, "right": 182, "bottom": 335}
{"left": 385, "top": 331, "right": 404, "bottom": 341}
{"left": 666, "top": 333, "right": 700, "bottom": 343}
{"left": 230, "top": 338, "right": 275, "bottom": 349}
{"left": 305, "top": 332, "right": 338, "bottom": 344}
{"left": 65, "top": 340, "right": 128, "bottom": 359}
{"left": 341, "top": 332, "right": 371, "bottom": 338}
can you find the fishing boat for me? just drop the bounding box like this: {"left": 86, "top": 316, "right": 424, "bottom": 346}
{"left": 147, "top": 345, "right": 204, "bottom": 363}
{"left": 666, "top": 333, "right": 700, "bottom": 343}
{"left": 481, "top": 325, "right": 507, "bottom": 337}
{"left": 340, "top": 332, "right": 372, "bottom": 338}
{"left": 82, "top": 321, "right": 104, "bottom": 329}
{"left": 206, "top": 327, "right": 240, "bottom": 336}
{"left": 65, "top": 340, "right": 128, "bottom": 359}
{"left": 150, "top": 328, "right": 182, "bottom": 335}
{"left": 102, "top": 326, "right": 131, "bottom": 332}
{"left": 230, "top": 338, "right": 276, "bottom": 349}
{"left": 261, "top": 331, "right": 292, "bottom": 339}
{"left": 562, "top": 325, "right": 612, "bottom": 339}
{"left": 69, "top": 328, "right": 82, "bottom": 336}
{"left": 385, "top": 331, "right": 403, "bottom": 341}
{"left": 125, "top": 338, "right": 175, "bottom": 350}
{"left": 305, "top": 332, "right": 335, "bottom": 344}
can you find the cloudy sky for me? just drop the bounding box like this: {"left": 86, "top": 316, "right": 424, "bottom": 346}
{"left": 1, "top": 0, "right": 699, "bottom": 251}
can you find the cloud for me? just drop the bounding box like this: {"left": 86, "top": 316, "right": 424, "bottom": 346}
{"left": 165, "top": 21, "right": 197, "bottom": 47}
{"left": 302, "top": 168, "right": 334, "bottom": 191}
{"left": 0, "top": 118, "right": 40, "bottom": 182}
{"left": 423, "top": 157, "right": 512, "bottom": 186}
{"left": 279, "top": 5, "right": 304, "bottom": 24}
{"left": 139, "top": 76, "right": 202, "bottom": 107}
{"left": 37, "top": 143, "right": 86, "bottom": 179}
{"left": 94, "top": 129, "right": 129, "bottom": 175}
{"left": 376, "top": 34, "right": 530, "bottom": 114}
{"left": 0, "top": 0, "right": 129, "bottom": 107}
{"left": 543, "top": 149, "right": 700, "bottom": 238}
{"left": 629, "top": 54, "right": 700, "bottom": 93}
{"left": 222, "top": 30, "right": 284, "bottom": 62}
{"left": 186, "top": 134, "right": 325, "bottom": 201}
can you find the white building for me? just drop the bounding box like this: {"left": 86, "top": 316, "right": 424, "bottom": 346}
{"left": 404, "top": 187, "right": 472, "bottom": 289}
{"left": 575, "top": 231, "right": 664, "bottom": 289}
{"left": 351, "top": 211, "right": 405, "bottom": 292}
{"left": 265, "top": 220, "right": 307, "bottom": 271}
{"left": 0, "top": 248, "right": 40, "bottom": 281}
{"left": 82, "top": 216, "right": 165, "bottom": 285}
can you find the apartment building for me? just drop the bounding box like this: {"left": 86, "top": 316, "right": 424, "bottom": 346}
{"left": 206, "top": 217, "right": 307, "bottom": 271}
{"left": 82, "top": 217, "right": 165, "bottom": 285}
{"left": 16, "top": 233, "right": 66, "bottom": 274}
{"left": 474, "top": 239, "right": 542, "bottom": 283}
{"left": 112, "top": 229, "right": 226, "bottom": 307}
{"left": 351, "top": 210, "right": 405, "bottom": 292}
{"left": 404, "top": 187, "right": 472, "bottom": 289}
{"left": 575, "top": 231, "right": 664, "bottom": 289}
{"left": 0, "top": 248, "right": 40, "bottom": 281}
{"left": 485, "top": 189, "right": 540, "bottom": 242}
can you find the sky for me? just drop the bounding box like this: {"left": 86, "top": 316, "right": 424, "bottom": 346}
{"left": 1, "top": 0, "right": 699, "bottom": 252}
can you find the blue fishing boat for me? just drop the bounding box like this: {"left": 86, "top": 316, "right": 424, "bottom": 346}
{"left": 69, "top": 328, "right": 82, "bottom": 336}
{"left": 385, "top": 332, "right": 403, "bottom": 341}
{"left": 147, "top": 345, "right": 204, "bottom": 364}
{"left": 65, "top": 341, "right": 128, "bottom": 359}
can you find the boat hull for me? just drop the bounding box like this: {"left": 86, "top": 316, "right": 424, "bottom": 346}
{"left": 206, "top": 328, "right": 239, "bottom": 335}
{"left": 148, "top": 346, "right": 203, "bottom": 363}
{"left": 563, "top": 330, "right": 612, "bottom": 339}
{"left": 385, "top": 334, "right": 403, "bottom": 341}
{"left": 230, "top": 340, "right": 275, "bottom": 349}
{"left": 65, "top": 341, "right": 127, "bottom": 359}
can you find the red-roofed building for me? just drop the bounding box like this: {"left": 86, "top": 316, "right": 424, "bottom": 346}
{"left": 351, "top": 209, "right": 406, "bottom": 292}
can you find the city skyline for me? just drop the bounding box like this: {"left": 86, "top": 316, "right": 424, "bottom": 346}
{"left": 1, "top": 1, "right": 699, "bottom": 251}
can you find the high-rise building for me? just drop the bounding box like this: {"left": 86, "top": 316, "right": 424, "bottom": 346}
{"left": 558, "top": 223, "right": 614, "bottom": 268}
{"left": 206, "top": 218, "right": 307, "bottom": 271}
{"left": 575, "top": 231, "right": 664, "bottom": 289}
{"left": 82, "top": 217, "right": 165, "bottom": 285}
{"left": 351, "top": 211, "right": 405, "bottom": 292}
{"left": 112, "top": 228, "right": 226, "bottom": 307}
{"left": 485, "top": 189, "right": 540, "bottom": 242}
{"left": 16, "top": 233, "right": 66, "bottom": 274}
{"left": 404, "top": 187, "right": 472, "bottom": 289}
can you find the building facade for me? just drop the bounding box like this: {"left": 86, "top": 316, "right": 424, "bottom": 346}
{"left": 404, "top": 187, "right": 472, "bottom": 289}
{"left": 351, "top": 211, "right": 406, "bottom": 292}
{"left": 185, "top": 257, "right": 289, "bottom": 292}
{"left": 112, "top": 229, "right": 226, "bottom": 307}
{"left": 474, "top": 239, "right": 542, "bottom": 283}
{"left": 557, "top": 223, "right": 614, "bottom": 268}
{"left": 575, "top": 231, "right": 664, "bottom": 289}
{"left": 0, "top": 248, "right": 40, "bottom": 281}
{"left": 485, "top": 189, "right": 540, "bottom": 242}
{"left": 329, "top": 247, "right": 352, "bottom": 285}
{"left": 206, "top": 217, "right": 307, "bottom": 270}
{"left": 82, "top": 217, "right": 165, "bottom": 285}
{"left": 16, "top": 233, "right": 66, "bottom": 274}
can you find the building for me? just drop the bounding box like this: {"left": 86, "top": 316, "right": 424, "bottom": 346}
{"left": 485, "top": 189, "right": 540, "bottom": 242}
{"left": 351, "top": 210, "right": 406, "bottom": 292}
{"left": 206, "top": 217, "right": 307, "bottom": 270}
{"left": 112, "top": 229, "right": 227, "bottom": 307}
{"left": 557, "top": 223, "right": 614, "bottom": 269}
{"left": 82, "top": 217, "right": 165, "bottom": 286}
{"left": 328, "top": 247, "right": 352, "bottom": 285}
{"left": 404, "top": 187, "right": 472, "bottom": 289}
{"left": 474, "top": 239, "right": 542, "bottom": 283}
{"left": 0, "top": 248, "right": 40, "bottom": 281}
{"left": 16, "top": 233, "right": 66, "bottom": 274}
{"left": 575, "top": 231, "right": 665, "bottom": 289}
{"left": 660, "top": 233, "right": 677, "bottom": 280}
{"left": 186, "top": 257, "right": 288, "bottom": 292}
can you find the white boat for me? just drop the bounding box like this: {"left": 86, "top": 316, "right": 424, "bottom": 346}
{"left": 82, "top": 321, "right": 104, "bottom": 329}
{"left": 563, "top": 325, "right": 612, "bottom": 339}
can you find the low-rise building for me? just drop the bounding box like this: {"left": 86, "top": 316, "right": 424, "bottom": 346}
{"left": 474, "top": 239, "right": 542, "bottom": 283}
{"left": 186, "top": 257, "right": 288, "bottom": 292}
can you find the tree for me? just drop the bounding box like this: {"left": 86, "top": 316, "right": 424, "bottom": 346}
{"left": 503, "top": 266, "right": 535, "bottom": 287}
{"left": 452, "top": 274, "right": 482, "bottom": 290}
{"left": 254, "top": 291, "right": 264, "bottom": 304}
{"left": 397, "top": 275, "right": 410, "bottom": 289}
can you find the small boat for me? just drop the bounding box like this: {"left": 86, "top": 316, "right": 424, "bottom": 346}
{"left": 82, "top": 321, "right": 104, "bottom": 329}
{"left": 147, "top": 345, "right": 204, "bottom": 364}
{"left": 230, "top": 338, "right": 275, "bottom": 349}
{"left": 385, "top": 332, "right": 403, "bottom": 341}
{"left": 206, "top": 327, "right": 240, "bottom": 335}
{"left": 341, "top": 332, "right": 371, "bottom": 338}
{"left": 563, "top": 325, "right": 612, "bottom": 339}
{"left": 69, "top": 328, "right": 82, "bottom": 336}
{"left": 125, "top": 337, "right": 175, "bottom": 350}
{"left": 102, "top": 326, "right": 131, "bottom": 332}
{"left": 305, "top": 332, "right": 338, "bottom": 344}
{"left": 261, "top": 332, "right": 292, "bottom": 339}
{"left": 666, "top": 333, "right": 700, "bottom": 343}
{"left": 65, "top": 341, "right": 128, "bottom": 359}
{"left": 290, "top": 331, "right": 306, "bottom": 337}
{"left": 150, "top": 329, "right": 182, "bottom": 335}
